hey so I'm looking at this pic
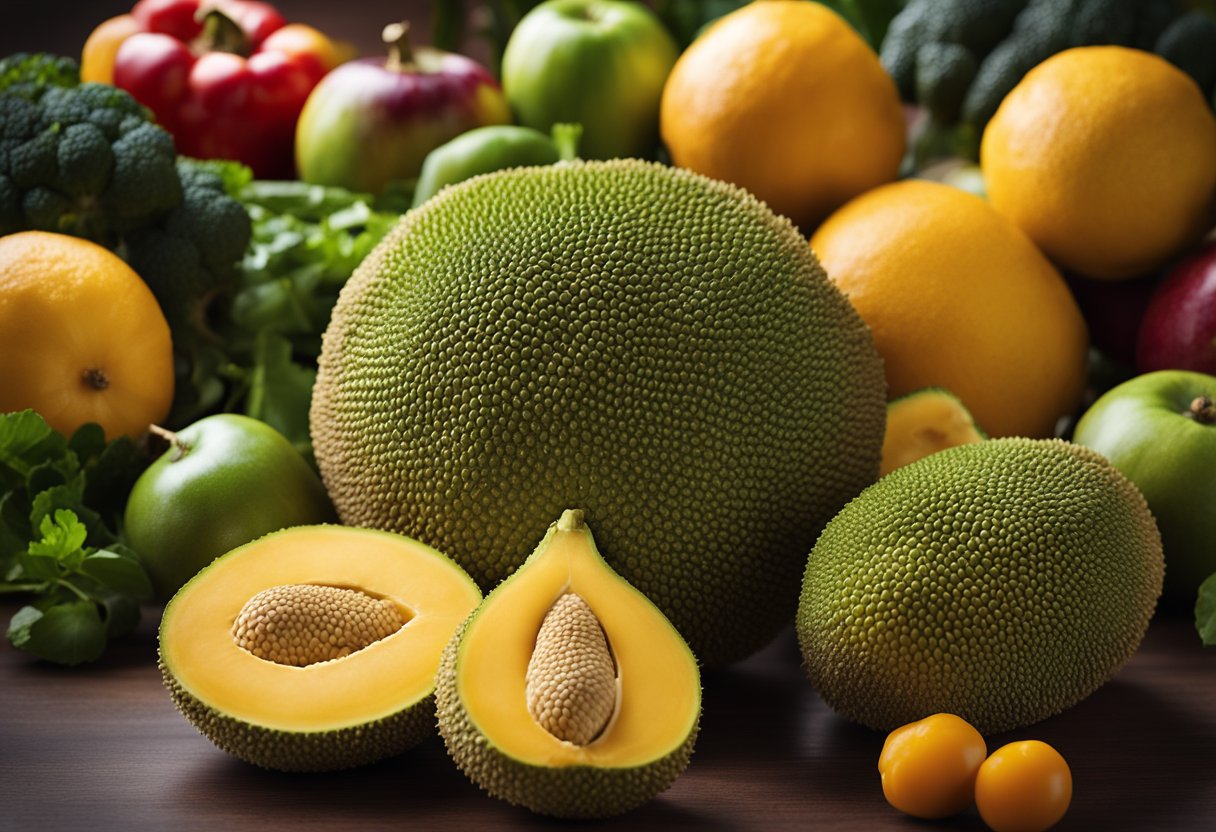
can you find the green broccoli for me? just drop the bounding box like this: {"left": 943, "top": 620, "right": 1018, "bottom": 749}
{"left": 0, "top": 53, "right": 253, "bottom": 424}
{"left": 881, "top": 0, "right": 1214, "bottom": 151}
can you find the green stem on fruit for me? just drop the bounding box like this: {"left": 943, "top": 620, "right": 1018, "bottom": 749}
{"left": 551, "top": 123, "right": 583, "bottom": 161}
{"left": 383, "top": 21, "right": 417, "bottom": 72}
{"left": 149, "top": 424, "right": 190, "bottom": 463}
{"left": 196, "top": 6, "right": 250, "bottom": 57}
{"left": 1189, "top": 395, "right": 1216, "bottom": 425}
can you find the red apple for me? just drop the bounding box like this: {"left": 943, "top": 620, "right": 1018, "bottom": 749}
{"left": 295, "top": 22, "right": 510, "bottom": 195}
{"left": 1137, "top": 241, "right": 1216, "bottom": 373}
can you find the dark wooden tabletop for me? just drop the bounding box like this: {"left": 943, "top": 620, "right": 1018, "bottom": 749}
{"left": 1, "top": 602, "right": 1213, "bottom": 831}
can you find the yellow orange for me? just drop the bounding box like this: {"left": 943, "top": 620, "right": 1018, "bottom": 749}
{"left": 810, "top": 180, "right": 1087, "bottom": 438}
{"left": 0, "top": 231, "right": 174, "bottom": 439}
{"left": 660, "top": 0, "right": 905, "bottom": 230}
{"left": 982, "top": 46, "right": 1216, "bottom": 280}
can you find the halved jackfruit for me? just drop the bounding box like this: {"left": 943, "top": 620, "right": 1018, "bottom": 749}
{"left": 159, "top": 525, "right": 482, "bottom": 772}
{"left": 436, "top": 509, "right": 701, "bottom": 818}
{"left": 880, "top": 387, "right": 986, "bottom": 476}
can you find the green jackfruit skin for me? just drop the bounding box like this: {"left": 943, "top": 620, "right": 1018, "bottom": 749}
{"left": 798, "top": 438, "right": 1163, "bottom": 735}
{"left": 310, "top": 159, "right": 886, "bottom": 666}
{"left": 435, "top": 616, "right": 699, "bottom": 819}
{"left": 159, "top": 658, "right": 435, "bottom": 773}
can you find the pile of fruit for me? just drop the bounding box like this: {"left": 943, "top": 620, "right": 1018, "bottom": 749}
{"left": 3, "top": 0, "right": 1216, "bottom": 827}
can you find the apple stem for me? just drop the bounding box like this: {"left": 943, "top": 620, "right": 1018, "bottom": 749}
{"left": 1189, "top": 395, "right": 1216, "bottom": 425}
{"left": 148, "top": 424, "right": 190, "bottom": 463}
{"left": 382, "top": 21, "right": 416, "bottom": 72}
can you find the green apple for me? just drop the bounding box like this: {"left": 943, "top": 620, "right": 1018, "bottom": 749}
{"left": 124, "top": 414, "right": 336, "bottom": 599}
{"left": 502, "top": 0, "right": 678, "bottom": 160}
{"left": 1074, "top": 370, "right": 1216, "bottom": 597}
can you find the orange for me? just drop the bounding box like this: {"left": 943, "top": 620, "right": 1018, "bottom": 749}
{"left": 659, "top": 0, "right": 905, "bottom": 231}
{"left": 810, "top": 180, "right": 1087, "bottom": 438}
{"left": 982, "top": 46, "right": 1216, "bottom": 280}
{"left": 0, "top": 231, "right": 174, "bottom": 439}
{"left": 879, "top": 713, "right": 987, "bottom": 820}
{"left": 975, "top": 741, "right": 1072, "bottom": 832}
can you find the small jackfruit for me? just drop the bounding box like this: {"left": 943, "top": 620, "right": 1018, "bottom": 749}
{"left": 311, "top": 158, "right": 886, "bottom": 666}
{"left": 798, "top": 438, "right": 1163, "bottom": 734}
{"left": 158, "top": 526, "right": 482, "bottom": 772}
{"left": 436, "top": 509, "right": 700, "bottom": 819}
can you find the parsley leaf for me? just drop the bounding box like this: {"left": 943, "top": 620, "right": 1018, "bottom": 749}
{"left": 1197, "top": 573, "right": 1216, "bottom": 646}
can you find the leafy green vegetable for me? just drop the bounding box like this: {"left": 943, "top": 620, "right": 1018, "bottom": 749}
{"left": 219, "top": 181, "right": 400, "bottom": 461}
{"left": 0, "top": 411, "right": 152, "bottom": 666}
{"left": 1198, "top": 572, "right": 1216, "bottom": 646}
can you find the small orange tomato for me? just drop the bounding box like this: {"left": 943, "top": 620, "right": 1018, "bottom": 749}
{"left": 975, "top": 740, "right": 1072, "bottom": 832}
{"left": 878, "top": 713, "right": 987, "bottom": 819}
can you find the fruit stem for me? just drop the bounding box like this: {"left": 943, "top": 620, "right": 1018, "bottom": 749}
{"left": 558, "top": 509, "right": 585, "bottom": 531}
{"left": 1189, "top": 395, "right": 1216, "bottom": 424}
{"left": 382, "top": 21, "right": 416, "bottom": 72}
{"left": 149, "top": 424, "right": 190, "bottom": 463}
{"left": 197, "top": 6, "right": 250, "bottom": 57}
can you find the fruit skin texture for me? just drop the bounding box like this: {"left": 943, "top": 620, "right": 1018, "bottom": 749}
{"left": 878, "top": 713, "right": 987, "bottom": 820}
{"left": 311, "top": 158, "right": 886, "bottom": 666}
{"left": 798, "top": 438, "right": 1163, "bottom": 735}
{"left": 159, "top": 524, "right": 483, "bottom": 772}
{"left": 295, "top": 45, "right": 510, "bottom": 195}
{"left": 811, "top": 180, "right": 1088, "bottom": 439}
{"left": 982, "top": 46, "right": 1216, "bottom": 280}
{"left": 435, "top": 510, "right": 699, "bottom": 819}
{"left": 1137, "top": 242, "right": 1216, "bottom": 374}
{"left": 660, "top": 0, "right": 905, "bottom": 231}
{"left": 0, "top": 230, "right": 173, "bottom": 440}
{"left": 502, "top": 0, "right": 677, "bottom": 161}
{"left": 125, "top": 414, "right": 336, "bottom": 599}
{"left": 975, "top": 741, "right": 1072, "bottom": 832}
{"left": 1074, "top": 370, "right": 1216, "bottom": 597}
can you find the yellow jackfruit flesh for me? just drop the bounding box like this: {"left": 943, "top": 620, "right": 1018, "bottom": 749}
{"left": 798, "top": 438, "right": 1163, "bottom": 734}
{"left": 880, "top": 387, "right": 985, "bottom": 477}
{"left": 311, "top": 158, "right": 886, "bottom": 666}
{"left": 436, "top": 509, "right": 701, "bottom": 819}
{"left": 159, "top": 526, "right": 482, "bottom": 772}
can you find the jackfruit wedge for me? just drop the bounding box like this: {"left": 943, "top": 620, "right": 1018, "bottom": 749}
{"left": 436, "top": 509, "right": 701, "bottom": 819}
{"left": 880, "top": 387, "right": 985, "bottom": 477}
{"left": 159, "top": 525, "right": 481, "bottom": 772}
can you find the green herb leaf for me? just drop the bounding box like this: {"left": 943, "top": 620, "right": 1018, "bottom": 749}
{"left": 6, "top": 601, "right": 107, "bottom": 666}
{"left": 29, "top": 510, "right": 89, "bottom": 561}
{"left": 0, "top": 410, "right": 61, "bottom": 480}
{"left": 1197, "top": 572, "right": 1216, "bottom": 646}
{"left": 245, "top": 332, "right": 318, "bottom": 461}
{"left": 80, "top": 549, "right": 153, "bottom": 602}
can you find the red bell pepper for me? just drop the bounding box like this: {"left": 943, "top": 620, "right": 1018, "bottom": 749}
{"left": 90, "top": 0, "right": 341, "bottom": 178}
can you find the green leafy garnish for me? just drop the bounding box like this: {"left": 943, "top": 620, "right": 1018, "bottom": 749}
{"left": 1197, "top": 573, "right": 1216, "bottom": 646}
{"left": 0, "top": 411, "right": 152, "bottom": 666}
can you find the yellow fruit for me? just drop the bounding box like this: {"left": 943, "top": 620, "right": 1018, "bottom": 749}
{"left": 159, "top": 525, "right": 482, "bottom": 772}
{"left": 436, "top": 509, "right": 700, "bottom": 818}
{"left": 798, "top": 438, "right": 1163, "bottom": 734}
{"left": 659, "top": 0, "right": 904, "bottom": 230}
{"left": 880, "top": 388, "right": 985, "bottom": 477}
{"left": 811, "top": 180, "right": 1087, "bottom": 438}
{"left": 311, "top": 158, "right": 886, "bottom": 666}
{"left": 976, "top": 741, "right": 1073, "bottom": 832}
{"left": 982, "top": 46, "right": 1216, "bottom": 280}
{"left": 878, "top": 713, "right": 987, "bottom": 819}
{"left": 0, "top": 231, "right": 173, "bottom": 439}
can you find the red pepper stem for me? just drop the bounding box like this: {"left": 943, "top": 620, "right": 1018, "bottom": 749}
{"left": 383, "top": 21, "right": 417, "bottom": 72}
{"left": 197, "top": 6, "right": 250, "bottom": 56}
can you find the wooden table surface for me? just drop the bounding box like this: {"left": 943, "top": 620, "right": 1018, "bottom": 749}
{"left": 1, "top": 603, "right": 1213, "bottom": 831}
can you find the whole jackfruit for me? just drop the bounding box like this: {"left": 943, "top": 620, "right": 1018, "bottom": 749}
{"left": 798, "top": 438, "right": 1163, "bottom": 734}
{"left": 311, "top": 159, "right": 886, "bottom": 665}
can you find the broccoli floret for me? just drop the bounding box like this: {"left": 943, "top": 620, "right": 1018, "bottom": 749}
{"left": 884, "top": 0, "right": 1213, "bottom": 141}
{"left": 0, "top": 52, "right": 80, "bottom": 93}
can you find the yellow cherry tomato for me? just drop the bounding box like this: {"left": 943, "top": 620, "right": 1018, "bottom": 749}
{"left": 975, "top": 740, "right": 1072, "bottom": 832}
{"left": 878, "top": 713, "right": 988, "bottom": 819}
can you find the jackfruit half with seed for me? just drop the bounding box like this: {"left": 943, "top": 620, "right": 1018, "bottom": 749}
{"left": 436, "top": 509, "right": 701, "bottom": 819}
{"left": 158, "top": 525, "right": 482, "bottom": 771}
